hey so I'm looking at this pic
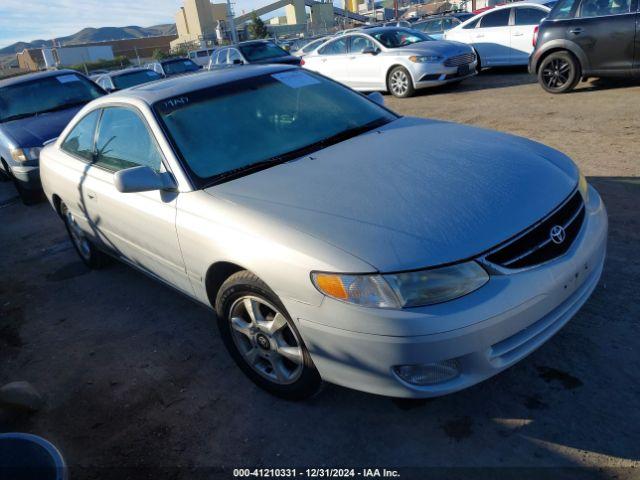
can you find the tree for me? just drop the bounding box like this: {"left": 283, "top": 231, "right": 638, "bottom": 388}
{"left": 248, "top": 12, "right": 268, "bottom": 39}
{"left": 152, "top": 49, "right": 168, "bottom": 61}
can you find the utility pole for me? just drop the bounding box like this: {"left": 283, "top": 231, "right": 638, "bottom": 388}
{"left": 394, "top": 0, "right": 398, "bottom": 20}
{"left": 227, "top": 0, "right": 239, "bottom": 44}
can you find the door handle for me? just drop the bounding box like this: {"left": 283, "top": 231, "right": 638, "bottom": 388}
{"left": 512, "top": 32, "right": 524, "bottom": 36}
{"left": 349, "top": 56, "right": 356, "bottom": 60}
{"left": 475, "top": 34, "right": 485, "bottom": 38}
{"left": 87, "top": 191, "right": 96, "bottom": 200}
{"left": 568, "top": 27, "right": 583, "bottom": 34}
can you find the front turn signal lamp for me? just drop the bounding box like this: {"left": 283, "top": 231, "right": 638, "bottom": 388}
{"left": 578, "top": 170, "right": 589, "bottom": 203}
{"left": 11, "top": 147, "right": 42, "bottom": 163}
{"left": 311, "top": 262, "right": 489, "bottom": 309}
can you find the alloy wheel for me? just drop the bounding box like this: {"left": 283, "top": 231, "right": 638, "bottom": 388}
{"left": 228, "top": 296, "right": 304, "bottom": 385}
{"left": 541, "top": 58, "right": 571, "bottom": 89}
{"left": 390, "top": 70, "right": 409, "bottom": 97}
{"left": 64, "top": 207, "right": 91, "bottom": 261}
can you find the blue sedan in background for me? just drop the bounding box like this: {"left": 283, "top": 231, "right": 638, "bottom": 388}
{"left": 0, "top": 70, "right": 104, "bottom": 204}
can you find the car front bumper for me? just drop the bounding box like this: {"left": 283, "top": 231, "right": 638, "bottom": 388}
{"left": 411, "top": 60, "right": 477, "bottom": 89}
{"left": 288, "top": 186, "right": 607, "bottom": 398}
{"left": 11, "top": 165, "right": 41, "bottom": 191}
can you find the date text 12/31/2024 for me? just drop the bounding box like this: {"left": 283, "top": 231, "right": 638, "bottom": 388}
{"left": 233, "top": 468, "right": 401, "bottom": 478}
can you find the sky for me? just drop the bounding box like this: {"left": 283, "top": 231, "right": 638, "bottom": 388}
{"left": 0, "top": 0, "right": 281, "bottom": 49}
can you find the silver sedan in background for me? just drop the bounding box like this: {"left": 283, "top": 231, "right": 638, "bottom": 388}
{"left": 301, "top": 27, "right": 477, "bottom": 97}
{"left": 40, "top": 66, "right": 607, "bottom": 400}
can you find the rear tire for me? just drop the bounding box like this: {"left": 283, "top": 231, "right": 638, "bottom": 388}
{"left": 61, "top": 201, "right": 109, "bottom": 269}
{"left": 538, "top": 51, "right": 581, "bottom": 94}
{"left": 387, "top": 66, "right": 415, "bottom": 98}
{"left": 215, "top": 270, "right": 322, "bottom": 400}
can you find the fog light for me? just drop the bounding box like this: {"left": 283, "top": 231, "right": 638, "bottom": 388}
{"left": 394, "top": 359, "right": 460, "bottom": 386}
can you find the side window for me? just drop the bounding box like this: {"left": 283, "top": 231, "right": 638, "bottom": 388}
{"left": 98, "top": 77, "right": 112, "bottom": 90}
{"left": 577, "top": 0, "right": 630, "bottom": 17}
{"left": 514, "top": 7, "right": 548, "bottom": 25}
{"left": 228, "top": 49, "right": 243, "bottom": 64}
{"left": 463, "top": 17, "right": 481, "bottom": 28}
{"left": 215, "top": 49, "right": 227, "bottom": 64}
{"left": 94, "top": 107, "right": 163, "bottom": 172}
{"left": 549, "top": 0, "right": 579, "bottom": 18}
{"left": 349, "top": 36, "right": 375, "bottom": 53}
{"left": 61, "top": 110, "right": 100, "bottom": 161}
{"left": 425, "top": 19, "right": 443, "bottom": 33}
{"left": 318, "top": 38, "right": 348, "bottom": 55}
{"left": 479, "top": 9, "right": 511, "bottom": 27}
{"left": 442, "top": 18, "right": 459, "bottom": 29}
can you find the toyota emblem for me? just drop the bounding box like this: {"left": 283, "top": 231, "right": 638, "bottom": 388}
{"left": 550, "top": 225, "right": 566, "bottom": 245}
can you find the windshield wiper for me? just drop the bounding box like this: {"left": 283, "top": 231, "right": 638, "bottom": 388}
{"left": 0, "top": 112, "right": 39, "bottom": 123}
{"left": 204, "top": 117, "right": 390, "bottom": 187}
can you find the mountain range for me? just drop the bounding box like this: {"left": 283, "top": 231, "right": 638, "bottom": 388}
{"left": 0, "top": 24, "right": 177, "bottom": 56}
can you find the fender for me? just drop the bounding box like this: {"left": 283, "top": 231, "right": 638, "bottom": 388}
{"left": 531, "top": 39, "right": 590, "bottom": 74}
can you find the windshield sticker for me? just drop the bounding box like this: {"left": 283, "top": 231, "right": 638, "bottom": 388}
{"left": 184, "top": 61, "right": 193, "bottom": 66}
{"left": 56, "top": 74, "right": 81, "bottom": 84}
{"left": 159, "top": 96, "right": 190, "bottom": 114}
{"left": 272, "top": 71, "right": 320, "bottom": 89}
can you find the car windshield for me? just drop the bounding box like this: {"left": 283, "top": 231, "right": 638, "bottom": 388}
{"left": 163, "top": 59, "right": 200, "bottom": 75}
{"left": 154, "top": 70, "right": 396, "bottom": 186}
{"left": 239, "top": 43, "right": 289, "bottom": 61}
{"left": 371, "top": 28, "right": 431, "bottom": 48}
{"left": 0, "top": 73, "right": 103, "bottom": 123}
{"left": 113, "top": 70, "right": 162, "bottom": 89}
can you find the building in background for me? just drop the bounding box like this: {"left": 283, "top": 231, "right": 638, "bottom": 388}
{"left": 172, "top": 0, "right": 230, "bottom": 50}
{"left": 41, "top": 45, "right": 114, "bottom": 68}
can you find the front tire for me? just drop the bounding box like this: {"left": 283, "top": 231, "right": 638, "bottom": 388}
{"left": 388, "top": 66, "right": 415, "bottom": 98}
{"left": 61, "top": 201, "right": 109, "bottom": 269}
{"left": 538, "top": 51, "right": 581, "bottom": 94}
{"left": 215, "top": 270, "right": 321, "bottom": 400}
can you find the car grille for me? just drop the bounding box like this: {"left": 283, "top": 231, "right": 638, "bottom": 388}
{"left": 485, "top": 190, "right": 585, "bottom": 269}
{"left": 444, "top": 52, "right": 475, "bottom": 67}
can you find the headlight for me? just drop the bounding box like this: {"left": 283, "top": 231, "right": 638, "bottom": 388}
{"left": 578, "top": 170, "right": 589, "bottom": 203}
{"left": 311, "top": 261, "right": 489, "bottom": 309}
{"left": 11, "top": 147, "right": 42, "bottom": 162}
{"left": 409, "top": 55, "right": 443, "bottom": 63}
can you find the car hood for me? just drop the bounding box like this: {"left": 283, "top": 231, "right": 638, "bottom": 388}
{"left": 206, "top": 117, "right": 578, "bottom": 272}
{"left": 390, "top": 40, "right": 473, "bottom": 57}
{"left": 0, "top": 105, "right": 83, "bottom": 147}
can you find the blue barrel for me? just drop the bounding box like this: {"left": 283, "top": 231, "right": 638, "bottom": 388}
{"left": 0, "top": 433, "right": 66, "bottom": 480}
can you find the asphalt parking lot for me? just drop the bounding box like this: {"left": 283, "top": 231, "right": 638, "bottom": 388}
{"left": 1, "top": 69, "right": 639, "bottom": 479}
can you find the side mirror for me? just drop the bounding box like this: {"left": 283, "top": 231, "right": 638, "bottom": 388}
{"left": 233, "top": 59, "right": 244, "bottom": 65}
{"left": 362, "top": 46, "right": 378, "bottom": 55}
{"left": 114, "top": 166, "right": 177, "bottom": 193}
{"left": 368, "top": 91, "right": 385, "bottom": 107}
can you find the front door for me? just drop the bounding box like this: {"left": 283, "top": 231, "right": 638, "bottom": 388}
{"left": 571, "top": 0, "right": 636, "bottom": 71}
{"left": 84, "top": 106, "right": 192, "bottom": 295}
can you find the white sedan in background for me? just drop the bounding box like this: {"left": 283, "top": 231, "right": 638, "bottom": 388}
{"left": 444, "top": 2, "right": 551, "bottom": 69}
{"left": 302, "top": 27, "right": 477, "bottom": 97}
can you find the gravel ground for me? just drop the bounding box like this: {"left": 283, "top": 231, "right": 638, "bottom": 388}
{"left": 1, "top": 69, "right": 639, "bottom": 480}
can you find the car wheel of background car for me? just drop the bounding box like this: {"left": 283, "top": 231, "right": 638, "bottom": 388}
{"left": 60, "top": 201, "right": 109, "bottom": 269}
{"left": 474, "top": 50, "right": 482, "bottom": 73}
{"left": 0, "top": 160, "right": 11, "bottom": 182}
{"left": 12, "top": 177, "right": 40, "bottom": 205}
{"left": 388, "top": 66, "right": 415, "bottom": 98}
{"left": 215, "top": 270, "right": 322, "bottom": 400}
{"left": 538, "top": 51, "right": 581, "bottom": 94}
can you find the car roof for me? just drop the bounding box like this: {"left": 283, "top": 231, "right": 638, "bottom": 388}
{"left": 482, "top": 1, "right": 550, "bottom": 10}
{"left": 0, "top": 69, "right": 82, "bottom": 88}
{"left": 352, "top": 26, "right": 418, "bottom": 35}
{"left": 103, "top": 64, "right": 296, "bottom": 105}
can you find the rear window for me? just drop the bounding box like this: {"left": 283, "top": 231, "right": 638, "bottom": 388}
{"left": 239, "top": 43, "right": 289, "bottom": 61}
{"left": 113, "top": 70, "right": 162, "bottom": 89}
{"left": 0, "top": 74, "right": 103, "bottom": 123}
{"left": 162, "top": 59, "right": 200, "bottom": 75}
{"left": 548, "top": 0, "right": 579, "bottom": 18}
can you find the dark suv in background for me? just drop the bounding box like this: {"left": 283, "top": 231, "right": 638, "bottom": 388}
{"left": 529, "top": 0, "right": 639, "bottom": 93}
